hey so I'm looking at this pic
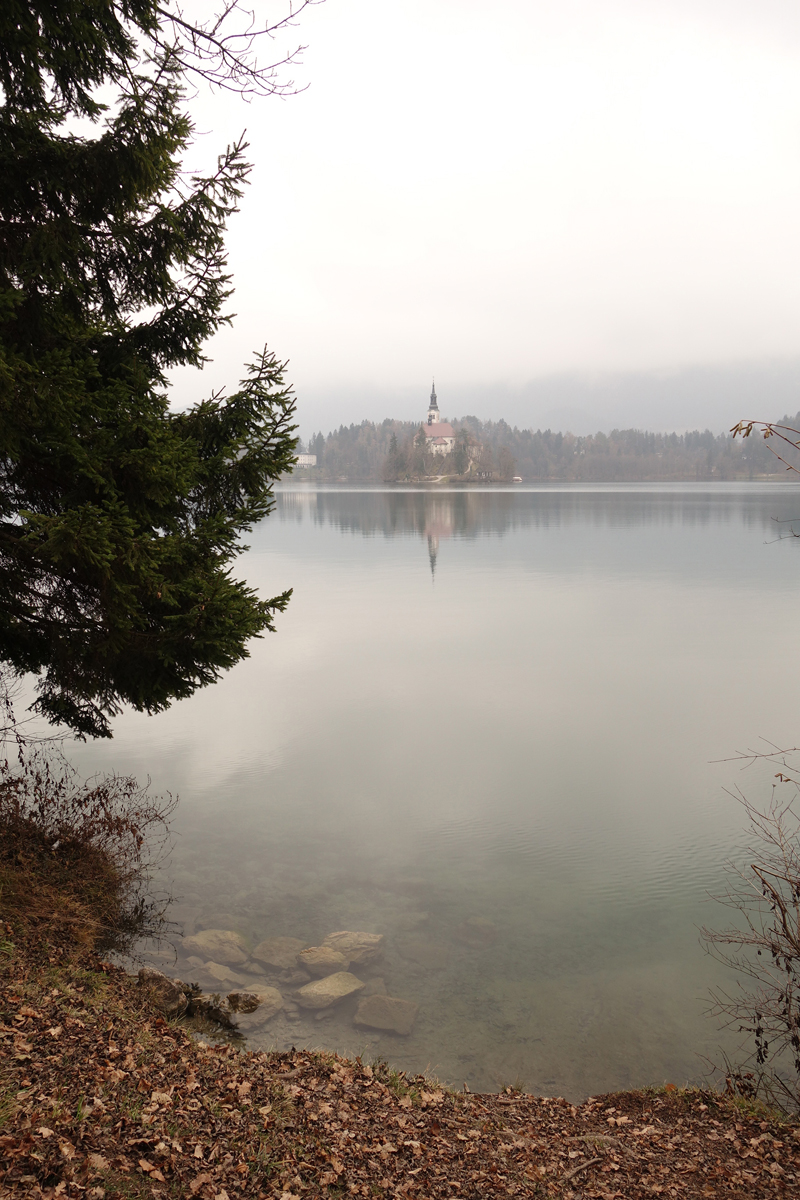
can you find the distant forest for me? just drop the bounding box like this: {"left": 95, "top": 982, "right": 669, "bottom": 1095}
{"left": 297, "top": 414, "right": 800, "bottom": 483}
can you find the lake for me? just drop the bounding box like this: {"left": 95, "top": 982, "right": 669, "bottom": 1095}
{"left": 71, "top": 482, "right": 800, "bottom": 1099}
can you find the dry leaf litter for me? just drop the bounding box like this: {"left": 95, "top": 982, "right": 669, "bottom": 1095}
{"left": 1, "top": 934, "right": 798, "bottom": 1199}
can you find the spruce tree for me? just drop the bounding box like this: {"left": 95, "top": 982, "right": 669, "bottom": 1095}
{"left": 0, "top": 2, "right": 302, "bottom": 737}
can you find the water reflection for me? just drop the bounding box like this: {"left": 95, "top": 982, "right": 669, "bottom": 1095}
{"left": 76, "top": 484, "right": 800, "bottom": 1098}
{"left": 277, "top": 483, "right": 800, "bottom": 579}
{"left": 277, "top": 483, "right": 796, "bottom": 538}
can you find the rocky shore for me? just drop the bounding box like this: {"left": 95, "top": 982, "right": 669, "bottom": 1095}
{"left": 2, "top": 926, "right": 799, "bottom": 1199}
{"left": 152, "top": 926, "right": 420, "bottom": 1044}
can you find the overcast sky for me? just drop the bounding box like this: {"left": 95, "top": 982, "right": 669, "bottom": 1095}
{"left": 170, "top": 0, "right": 800, "bottom": 434}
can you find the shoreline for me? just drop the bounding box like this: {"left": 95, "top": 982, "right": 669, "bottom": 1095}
{"left": 282, "top": 473, "right": 796, "bottom": 487}
{"left": 1, "top": 936, "right": 798, "bottom": 1198}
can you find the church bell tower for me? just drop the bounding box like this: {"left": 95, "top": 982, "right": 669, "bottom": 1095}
{"left": 427, "top": 380, "right": 440, "bottom": 425}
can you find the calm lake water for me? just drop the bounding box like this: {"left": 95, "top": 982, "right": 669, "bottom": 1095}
{"left": 72, "top": 482, "right": 800, "bottom": 1098}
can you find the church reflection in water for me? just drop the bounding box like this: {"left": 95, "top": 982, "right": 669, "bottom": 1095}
{"left": 423, "top": 507, "right": 455, "bottom": 577}
{"left": 276, "top": 485, "right": 773, "bottom": 576}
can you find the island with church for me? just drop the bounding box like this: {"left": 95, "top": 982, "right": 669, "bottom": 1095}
{"left": 294, "top": 384, "right": 774, "bottom": 483}
{"left": 298, "top": 383, "right": 520, "bottom": 483}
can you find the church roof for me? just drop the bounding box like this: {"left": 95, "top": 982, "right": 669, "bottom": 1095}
{"left": 423, "top": 422, "right": 454, "bottom": 439}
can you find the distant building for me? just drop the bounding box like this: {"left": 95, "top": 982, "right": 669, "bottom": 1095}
{"left": 295, "top": 454, "right": 317, "bottom": 469}
{"left": 422, "top": 382, "right": 455, "bottom": 456}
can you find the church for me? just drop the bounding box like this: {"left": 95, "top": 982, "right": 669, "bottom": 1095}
{"left": 421, "top": 382, "right": 456, "bottom": 456}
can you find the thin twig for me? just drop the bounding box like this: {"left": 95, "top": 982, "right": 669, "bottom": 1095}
{"left": 563, "top": 1156, "right": 602, "bottom": 1181}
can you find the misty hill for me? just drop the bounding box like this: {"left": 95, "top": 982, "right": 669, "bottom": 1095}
{"left": 296, "top": 360, "right": 800, "bottom": 439}
{"left": 299, "top": 415, "right": 796, "bottom": 483}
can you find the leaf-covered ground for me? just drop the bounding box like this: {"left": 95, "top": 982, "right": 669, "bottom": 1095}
{"left": 1, "top": 937, "right": 798, "bottom": 1199}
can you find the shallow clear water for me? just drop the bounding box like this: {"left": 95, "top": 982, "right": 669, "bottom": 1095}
{"left": 71, "top": 482, "right": 800, "bottom": 1098}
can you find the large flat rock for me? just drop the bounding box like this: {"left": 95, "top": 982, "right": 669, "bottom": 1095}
{"left": 297, "top": 945, "right": 350, "bottom": 976}
{"left": 182, "top": 928, "right": 249, "bottom": 966}
{"left": 321, "top": 931, "right": 383, "bottom": 965}
{"left": 354, "top": 994, "right": 418, "bottom": 1036}
{"left": 294, "top": 971, "right": 365, "bottom": 1010}
{"left": 250, "top": 936, "right": 307, "bottom": 970}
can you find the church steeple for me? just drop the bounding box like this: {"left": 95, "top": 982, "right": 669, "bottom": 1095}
{"left": 427, "top": 379, "right": 440, "bottom": 424}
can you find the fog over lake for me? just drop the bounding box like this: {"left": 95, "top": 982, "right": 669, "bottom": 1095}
{"left": 73, "top": 483, "right": 800, "bottom": 1098}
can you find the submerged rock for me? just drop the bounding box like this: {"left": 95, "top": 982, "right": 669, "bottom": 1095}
{"left": 227, "top": 990, "right": 263, "bottom": 1014}
{"left": 294, "top": 971, "right": 365, "bottom": 1010}
{"left": 361, "top": 977, "right": 388, "bottom": 997}
{"left": 138, "top": 967, "right": 188, "bottom": 1019}
{"left": 227, "top": 988, "right": 283, "bottom": 1022}
{"left": 182, "top": 928, "right": 249, "bottom": 966}
{"left": 279, "top": 968, "right": 312, "bottom": 986}
{"left": 396, "top": 938, "right": 450, "bottom": 969}
{"left": 297, "top": 946, "right": 350, "bottom": 976}
{"left": 354, "top": 994, "right": 418, "bottom": 1036}
{"left": 396, "top": 911, "right": 431, "bottom": 930}
{"left": 202, "top": 961, "right": 247, "bottom": 987}
{"left": 188, "top": 985, "right": 284, "bottom": 1031}
{"left": 189, "top": 994, "right": 236, "bottom": 1029}
{"left": 454, "top": 916, "right": 498, "bottom": 948}
{"left": 321, "top": 931, "right": 383, "bottom": 965}
{"left": 250, "top": 936, "right": 307, "bottom": 971}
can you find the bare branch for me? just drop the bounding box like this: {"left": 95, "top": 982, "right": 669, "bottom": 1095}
{"left": 702, "top": 773, "right": 800, "bottom": 1110}
{"left": 731, "top": 420, "right": 800, "bottom": 481}
{"left": 151, "top": 1, "right": 323, "bottom": 98}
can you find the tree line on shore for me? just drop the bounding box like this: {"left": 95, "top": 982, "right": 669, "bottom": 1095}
{"left": 299, "top": 414, "right": 796, "bottom": 483}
